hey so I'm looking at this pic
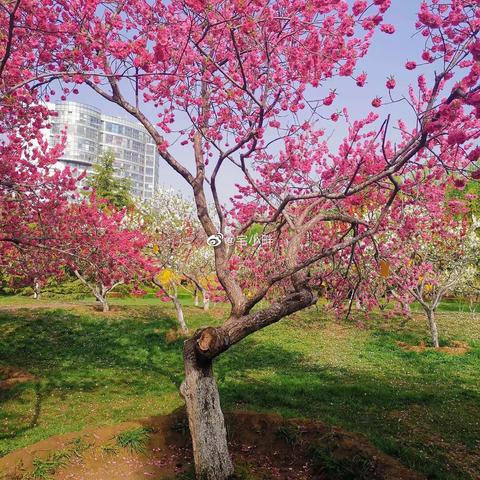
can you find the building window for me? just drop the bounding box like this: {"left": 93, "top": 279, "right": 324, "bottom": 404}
{"left": 106, "top": 122, "right": 124, "bottom": 135}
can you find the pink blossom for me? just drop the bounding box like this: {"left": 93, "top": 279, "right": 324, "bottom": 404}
{"left": 380, "top": 24, "right": 395, "bottom": 34}
{"left": 356, "top": 72, "right": 367, "bottom": 87}
{"left": 323, "top": 90, "right": 336, "bottom": 106}
{"left": 386, "top": 77, "right": 396, "bottom": 90}
{"left": 352, "top": 1, "right": 367, "bottom": 16}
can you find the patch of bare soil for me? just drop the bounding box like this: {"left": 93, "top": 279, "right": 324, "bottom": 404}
{"left": 0, "top": 411, "right": 424, "bottom": 480}
{"left": 0, "top": 367, "right": 35, "bottom": 390}
{"left": 396, "top": 340, "right": 470, "bottom": 355}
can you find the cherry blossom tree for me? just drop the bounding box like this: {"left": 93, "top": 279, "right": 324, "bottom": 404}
{"left": 61, "top": 198, "right": 155, "bottom": 312}
{"left": 0, "top": 0, "right": 81, "bottom": 266}
{"left": 5, "top": 0, "right": 480, "bottom": 477}
{"left": 407, "top": 249, "right": 467, "bottom": 348}
{"left": 0, "top": 126, "right": 84, "bottom": 308}
{"left": 403, "top": 215, "right": 469, "bottom": 348}
{"left": 0, "top": 0, "right": 81, "bottom": 252}
{"left": 328, "top": 191, "right": 470, "bottom": 347}
{"left": 0, "top": 242, "right": 65, "bottom": 299}
{"left": 0, "top": 129, "right": 79, "bottom": 246}
{"left": 394, "top": 205, "right": 474, "bottom": 347}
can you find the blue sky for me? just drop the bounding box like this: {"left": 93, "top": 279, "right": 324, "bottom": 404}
{"left": 72, "top": 1, "right": 427, "bottom": 199}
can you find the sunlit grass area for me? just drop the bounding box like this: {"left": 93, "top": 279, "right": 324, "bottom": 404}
{"left": 0, "top": 297, "right": 479, "bottom": 479}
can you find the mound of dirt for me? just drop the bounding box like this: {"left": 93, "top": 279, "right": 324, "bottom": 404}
{"left": 0, "top": 411, "right": 424, "bottom": 480}
{"left": 396, "top": 340, "right": 470, "bottom": 355}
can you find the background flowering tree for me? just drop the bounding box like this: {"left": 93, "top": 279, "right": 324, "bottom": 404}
{"left": 392, "top": 214, "right": 469, "bottom": 348}
{"left": 183, "top": 250, "right": 215, "bottom": 312}
{"left": 145, "top": 188, "right": 213, "bottom": 332}
{"left": 0, "top": 242, "right": 65, "bottom": 299}
{"left": 4, "top": 0, "right": 480, "bottom": 478}
{"left": 62, "top": 199, "right": 155, "bottom": 312}
{"left": 328, "top": 191, "right": 471, "bottom": 347}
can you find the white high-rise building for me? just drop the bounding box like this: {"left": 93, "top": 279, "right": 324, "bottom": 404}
{"left": 47, "top": 101, "right": 159, "bottom": 200}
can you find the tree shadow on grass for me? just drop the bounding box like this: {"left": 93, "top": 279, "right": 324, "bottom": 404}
{"left": 214, "top": 336, "right": 480, "bottom": 480}
{"left": 0, "top": 307, "right": 186, "bottom": 447}
{"left": 0, "top": 307, "right": 185, "bottom": 377}
{"left": 0, "top": 307, "right": 478, "bottom": 479}
{"left": 0, "top": 381, "right": 42, "bottom": 445}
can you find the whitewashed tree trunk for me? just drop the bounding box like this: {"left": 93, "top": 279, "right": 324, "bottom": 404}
{"left": 99, "top": 296, "right": 109, "bottom": 312}
{"left": 174, "top": 297, "right": 188, "bottom": 334}
{"left": 94, "top": 285, "right": 110, "bottom": 312}
{"left": 194, "top": 289, "right": 199, "bottom": 306}
{"left": 153, "top": 278, "right": 188, "bottom": 334}
{"left": 411, "top": 287, "right": 442, "bottom": 348}
{"left": 33, "top": 280, "right": 41, "bottom": 300}
{"left": 202, "top": 290, "right": 210, "bottom": 312}
{"left": 426, "top": 309, "right": 439, "bottom": 348}
{"left": 180, "top": 337, "right": 233, "bottom": 480}
{"left": 184, "top": 274, "right": 210, "bottom": 311}
{"left": 73, "top": 271, "right": 117, "bottom": 313}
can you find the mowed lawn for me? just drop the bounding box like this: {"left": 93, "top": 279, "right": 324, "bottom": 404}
{"left": 0, "top": 296, "right": 479, "bottom": 480}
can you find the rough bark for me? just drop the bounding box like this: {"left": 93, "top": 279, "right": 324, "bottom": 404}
{"left": 179, "top": 287, "right": 316, "bottom": 478}
{"left": 195, "top": 288, "right": 317, "bottom": 359}
{"left": 180, "top": 335, "right": 233, "bottom": 480}
{"left": 426, "top": 309, "right": 439, "bottom": 348}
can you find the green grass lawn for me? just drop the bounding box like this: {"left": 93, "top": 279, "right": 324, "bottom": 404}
{"left": 0, "top": 296, "right": 479, "bottom": 479}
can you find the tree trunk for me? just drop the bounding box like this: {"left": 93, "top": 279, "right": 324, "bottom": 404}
{"left": 202, "top": 290, "right": 210, "bottom": 312}
{"left": 426, "top": 309, "right": 439, "bottom": 348}
{"left": 99, "top": 297, "right": 109, "bottom": 312}
{"left": 174, "top": 297, "right": 188, "bottom": 334}
{"left": 194, "top": 289, "right": 199, "bottom": 307}
{"left": 94, "top": 286, "right": 110, "bottom": 312}
{"left": 33, "top": 281, "right": 41, "bottom": 300}
{"left": 178, "top": 289, "right": 316, "bottom": 478}
{"left": 180, "top": 337, "right": 233, "bottom": 480}
{"left": 400, "top": 299, "right": 411, "bottom": 317}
